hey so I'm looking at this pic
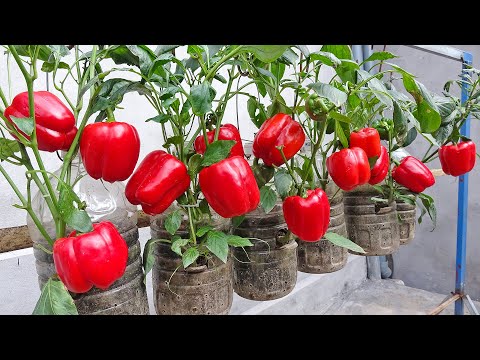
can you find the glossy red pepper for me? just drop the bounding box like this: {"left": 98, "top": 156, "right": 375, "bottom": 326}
{"left": 199, "top": 156, "right": 260, "bottom": 218}
{"left": 80, "top": 121, "right": 140, "bottom": 183}
{"left": 392, "top": 156, "right": 435, "bottom": 193}
{"left": 326, "top": 147, "right": 371, "bottom": 191}
{"left": 252, "top": 113, "right": 305, "bottom": 167}
{"left": 194, "top": 124, "right": 244, "bottom": 158}
{"left": 283, "top": 188, "right": 330, "bottom": 242}
{"left": 349, "top": 127, "right": 381, "bottom": 158}
{"left": 125, "top": 150, "right": 190, "bottom": 215}
{"left": 4, "top": 91, "right": 78, "bottom": 152}
{"left": 369, "top": 145, "right": 389, "bottom": 185}
{"left": 53, "top": 222, "right": 128, "bottom": 293}
{"left": 439, "top": 141, "right": 476, "bottom": 177}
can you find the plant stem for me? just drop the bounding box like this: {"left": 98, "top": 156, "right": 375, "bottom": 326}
{"left": 187, "top": 207, "right": 197, "bottom": 245}
{"left": 199, "top": 115, "right": 209, "bottom": 149}
{"left": 214, "top": 67, "right": 236, "bottom": 140}
{"left": 0, "top": 164, "right": 54, "bottom": 246}
{"left": 0, "top": 86, "right": 8, "bottom": 108}
{"left": 205, "top": 46, "right": 244, "bottom": 82}
{"left": 277, "top": 146, "right": 300, "bottom": 189}
{"left": 387, "top": 126, "right": 394, "bottom": 204}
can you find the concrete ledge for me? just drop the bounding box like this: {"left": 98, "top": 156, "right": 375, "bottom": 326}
{"left": 230, "top": 255, "right": 367, "bottom": 315}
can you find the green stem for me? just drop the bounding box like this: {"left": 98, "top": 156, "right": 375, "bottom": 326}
{"left": 300, "top": 121, "right": 326, "bottom": 192}
{"left": 187, "top": 207, "right": 197, "bottom": 245}
{"left": 387, "top": 127, "right": 394, "bottom": 204}
{"left": 0, "top": 86, "right": 8, "bottom": 108}
{"left": 0, "top": 164, "right": 54, "bottom": 246}
{"left": 199, "top": 115, "right": 209, "bottom": 149}
{"left": 205, "top": 46, "right": 244, "bottom": 82}
{"left": 214, "top": 68, "right": 236, "bottom": 141}
{"left": 105, "top": 107, "right": 116, "bottom": 122}
{"left": 277, "top": 146, "right": 300, "bottom": 190}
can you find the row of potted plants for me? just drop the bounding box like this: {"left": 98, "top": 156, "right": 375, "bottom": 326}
{"left": 0, "top": 45, "right": 477, "bottom": 315}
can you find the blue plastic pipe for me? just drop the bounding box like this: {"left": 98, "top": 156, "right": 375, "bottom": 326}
{"left": 455, "top": 51, "right": 473, "bottom": 315}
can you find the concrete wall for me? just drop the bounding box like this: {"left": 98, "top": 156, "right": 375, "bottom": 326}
{"left": 374, "top": 45, "right": 480, "bottom": 300}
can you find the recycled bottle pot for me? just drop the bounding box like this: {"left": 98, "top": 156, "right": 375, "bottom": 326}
{"left": 27, "top": 156, "right": 149, "bottom": 315}
{"left": 297, "top": 182, "right": 348, "bottom": 274}
{"left": 231, "top": 202, "right": 298, "bottom": 301}
{"left": 396, "top": 201, "right": 416, "bottom": 245}
{"left": 150, "top": 204, "right": 232, "bottom": 315}
{"left": 343, "top": 184, "right": 400, "bottom": 256}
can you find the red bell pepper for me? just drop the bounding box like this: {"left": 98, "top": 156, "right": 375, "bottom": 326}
{"left": 439, "top": 141, "right": 476, "bottom": 177}
{"left": 252, "top": 113, "right": 305, "bottom": 167}
{"left": 326, "top": 147, "right": 371, "bottom": 191}
{"left": 53, "top": 222, "right": 128, "bottom": 293}
{"left": 194, "top": 124, "right": 244, "bottom": 158}
{"left": 283, "top": 188, "right": 330, "bottom": 242}
{"left": 392, "top": 156, "right": 435, "bottom": 193}
{"left": 369, "top": 145, "right": 389, "bottom": 185}
{"left": 125, "top": 150, "right": 190, "bottom": 215}
{"left": 4, "top": 91, "right": 78, "bottom": 152}
{"left": 199, "top": 156, "right": 260, "bottom": 218}
{"left": 349, "top": 127, "right": 381, "bottom": 158}
{"left": 80, "top": 121, "right": 140, "bottom": 183}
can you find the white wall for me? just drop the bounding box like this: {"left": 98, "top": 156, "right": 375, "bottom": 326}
{"left": 0, "top": 45, "right": 330, "bottom": 228}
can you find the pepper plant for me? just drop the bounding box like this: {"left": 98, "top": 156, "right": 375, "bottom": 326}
{"left": 107, "top": 45, "right": 294, "bottom": 275}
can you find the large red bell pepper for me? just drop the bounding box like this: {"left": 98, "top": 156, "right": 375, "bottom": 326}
{"left": 194, "top": 124, "right": 244, "bottom": 158}
{"left": 439, "top": 141, "right": 476, "bottom": 177}
{"left": 369, "top": 145, "right": 389, "bottom": 185}
{"left": 80, "top": 121, "right": 140, "bottom": 183}
{"left": 326, "top": 147, "right": 371, "bottom": 191}
{"left": 53, "top": 222, "right": 128, "bottom": 293}
{"left": 125, "top": 150, "right": 190, "bottom": 215}
{"left": 252, "top": 113, "right": 305, "bottom": 167}
{"left": 349, "top": 127, "right": 381, "bottom": 158}
{"left": 392, "top": 156, "right": 435, "bottom": 193}
{"left": 4, "top": 91, "right": 78, "bottom": 152}
{"left": 199, "top": 156, "right": 260, "bottom": 218}
{"left": 283, "top": 188, "right": 330, "bottom": 242}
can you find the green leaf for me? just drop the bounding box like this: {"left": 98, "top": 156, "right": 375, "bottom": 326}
{"left": 433, "top": 122, "right": 454, "bottom": 145}
{"left": 163, "top": 135, "right": 183, "bottom": 148}
{"left": 145, "top": 114, "right": 170, "bottom": 123}
{"left": 363, "top": 51, "right": 397, "bottom": 63}
{"left": 13, "top": 45, "right": 54, "bottom": 62}
{"left": 188, "top": 153, "right": 203, "bottom": 178}
{"left": 196, "top": 225, "right": 213, "bottom": 238}
{"left": 32, "top": 278, "right": 78, "bottom": 315}
{"left": 418, "top": 193, "right": 436, "bottom": 229}
{"left": 256, "top": 67, "right": 276, "bottom": 80}
{"left": 142, "top": 238, "right": 168, "bottom": 281}
{"left": 307, "top": 83, "right": 347, "bottom": 107}
{"left": 189, "top": 82, "right": 216, "bottom": 116}
{"left": 403, "top": 127, "right": 418, "bottom": 147}
{"left": 274, "top": 169, "right": 293, "bottom": 198}
{"left": 201, "top": 140, "right": 236, "bottom": 166}
{"left": 393, "top": 101, "right": 408, "bottom": 142}
{"left": 0, "top": 138, "right": 20, "bottom": 160}
{"left": 58, "top": 186, "right": 93, "bottom": 233}
{"left": 320, "top": 45, "right": 353, "bottom": 60}
{"left": 335, "top": 120, "right": 349, "bottom": 149}
{"left": 41, "top": 61, "right": 69, "bottom": 73}
{"left": 182, "top": 247, "right": 200, "bottom": 268}
{"left": 172, "top": 237, "right": 189, "bottom": 256}
{"left": 324, "top": 232, "right": 366, "bottom": 254}
{"left": 206, "top": 231, "right": 229, "bottom": 263}
{"left": 336, "top": 59, "right": 359, "bottom": 83}
{"left": 329, "top": 111, "right": 352, "bottom": 123}
{"left": 231, "top": 215, "right": 245, "bottom": 228}
{"left": 309, "top": 51, "right": 341, "bottom": 67}
{"left": 165, "top": 210, "right": 182, "bottom": 235}
{"left": 295, "top": 45, "right": 310, "bottom": 57}
{"left": 260, "top": 186, "right": 277, "bottom": 214}
{"left": 154, "top": 45, "right": 180, "bottom": 56}
{"left": 243, "top": 45, "right": 290, "bottom": 63}
{"left": 9, "top": 116, "right": 35, "bottom": 136}
{"left": 226, "top": 235, "right": 253, "bottom": 247}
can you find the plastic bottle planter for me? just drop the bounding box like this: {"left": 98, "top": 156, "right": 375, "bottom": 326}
{"left": 396, "top": 201, "right": 416, "bottom": 245}
{"left": 343, "top": 184, "right": 400, "bottom": 256}
{"left": 28, "top": 158, "right": 149, "bottom": 315}
{"left": 231, "top": 202, "right": 298, "bottom": 301}
{"left": 150, "top": 205, "right": 232, "bottom": 315}
{"left": 297, "top": 183, "right": 348, "bottom": 274}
